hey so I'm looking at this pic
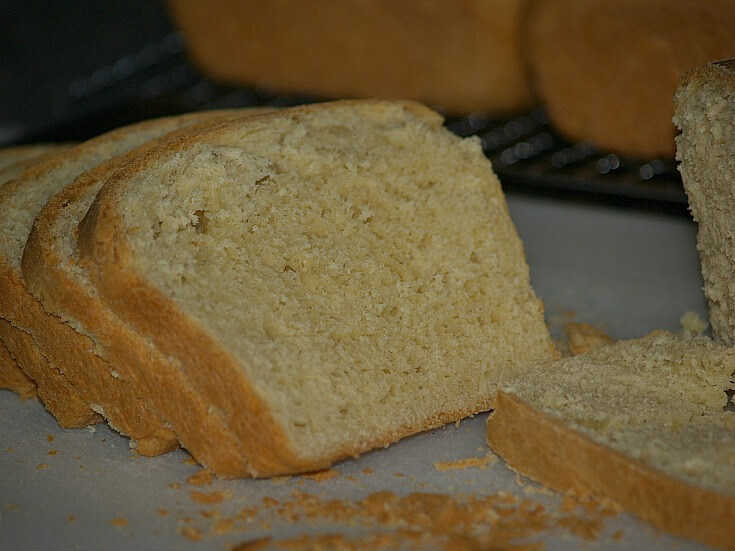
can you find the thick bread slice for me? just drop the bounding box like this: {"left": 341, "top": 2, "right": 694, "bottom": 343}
{"left": 0, "top": 112, "right": 228, "bottom": 452}
{"left": 79, "top": 100, "right": 556, "bottom": 476}
{"left": 487, "top": 331, "right": 735, "bottom": 550}
{"left": 23, "top": 109, "right": 270, "bottom": 475}
{"left": 0, "top": 145, "right": 75, "bottom": 406}
{"left": 526, "top": 0, "right": 735, "bottom": 158}
{"left": 674, "top": 59, "right": 735, "bottom": 346}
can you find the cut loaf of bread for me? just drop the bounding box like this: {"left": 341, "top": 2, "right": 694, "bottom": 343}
{"left": 23, "top": 108, "right": 271, "bottom": 475}
{"left": 675, "top": 59, "right": 735, "bottom": 346}
{"left": 526, "top": 0, "right": 735, "bottom": 158}
{"left": 167, "top": 0, "right": 532, "bottom": 115}
{"left": 78, "top": 100, "right": 556, "bottom": 476}
{"left": 486, "top": 331, "right": 735, "bottom": 550}
{"left": 0, "top": 145, "right": 74, "bottom": 402}
{"left": 0, "top": 113, "right": 230, "bottom": 451}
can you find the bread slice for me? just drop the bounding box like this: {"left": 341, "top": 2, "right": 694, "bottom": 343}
{"left": 0, "top": 145, "right": 75, "bottom": 405}
{"left": 23, "top": 109, "right": 270, "bottom": 475}
{"left": 674, "top": 59, "right": 735, "bottom": 346}
{"left": 0, "top": 113, "right": 229, "bottom": 451}
{"left": 78, "top": 100, "right": 556, "bottom": 476}
{"left": 486, "top": 331, "right": 735, "bottom": 549}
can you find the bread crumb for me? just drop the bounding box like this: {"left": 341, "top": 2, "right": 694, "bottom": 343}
{"left": 181, "top": 525, "right": 202, "bottom": 542}
{"left": 361, "top": 468, "right": 373, "bottom": 475}
{"left": 565, "top": 322, "right": 613, "bottom": 356}
{"left": 4, "top": 448, "right": 11, "bottom": 453}
{"left": 555, "top": 515, "right": 605, "bottom": 541}
{"left": 168, "top": 482, "right": 182, "bottom": 489}
{"left": 67, "top": 515, "right": 76, "bottom": 523}
{"left": 302, "top": 469, "right": 339, "bottom": 482}
{"left": 47, "top": 450, "right": 58, "bottom": 456}
{"left": 680, "top": 311, "right": 708, "bottom": 336}
{"left": 613, "top": 529, "right": 624, "bottom": 541}
{"left": 231, "top": 537, "right": 271, "bottom": 550}
{"left": 262, "top": 496, "right": 279, "bottom": 508}
{"left": 110, "top": 517, "right": 128, "bottom": 527}
{"left": 394, "top": 473, "right": 404, "bottom": 478}
{"left": 4, "top": 503, "right": 17, "bottom": 511}
{"left": 187, "top": 469, "right": 213, "bottom": 487}
{"left": 35, "top": 463, "right": 49, "bottom": 470}
{"left": 212, "top": 517, "right": 235, "bottom": 535}
{"left": 189, "top": 490, "right": 232, "bottom": 504}
{"left": 182, "top": 457, "right": 197, "bottom": 466}
{"left": 434, "top": 453, "right": 498, "bottom": 471}
{"left": 158, "top": 508, "right": 169, "bottom": 517}
{"left": 46, "top": 434, "right": 54, "bottom": 442}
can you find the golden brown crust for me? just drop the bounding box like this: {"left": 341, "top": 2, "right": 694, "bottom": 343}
{"left": 526, "top": 0, "right": 735, "bottom": 159}
{"left": 22, "top": 109, "right": 271, "bottom": 475}
{"left": 0, "top": 333, "right": 37, "bottom": 401}
{"left": 167, "top": 0, "right": 532, "bottom": 114}
{"left": 486, "top": 392, "right": 735, "bottom": 550}
{"left": 0, "top": 317, "right": 100, "bottom": 426}
{"left": 0, "top": 144, "right": 71, "bottom": 173}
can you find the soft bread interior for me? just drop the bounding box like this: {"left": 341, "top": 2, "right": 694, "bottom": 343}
{"left": 104, "top": 101, "right": 554, "bottom": 461}
{"left": 675, "top": 61, "right": 735, "bottom": 346}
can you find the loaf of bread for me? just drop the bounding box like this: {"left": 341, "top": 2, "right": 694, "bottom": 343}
{"left": 0, "top": 145, "right": 74, "bottom": 403}
{"left": 78, "top": 100, "right": 556, "bottom": 476}
{"left": 166, "top": 0, "right": 532, "bottom": 115}
{"left": 23, "top": 109, "right": 271, "bottom": 475}
{"left": 675, "top": 59, "right": 735, "bottom": 347}
{"left": 0, "top": 114, "right": 229, "bottom": 451}
{"left": 486, "top": 331, "right": 735, "bottom": 549}
{"left": 526, "top": 0, "right": 735, "bottom": 159}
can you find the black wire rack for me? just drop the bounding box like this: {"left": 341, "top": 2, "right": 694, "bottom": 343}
{"left": 14, "top": 30, "right": 689, "bottom": 218}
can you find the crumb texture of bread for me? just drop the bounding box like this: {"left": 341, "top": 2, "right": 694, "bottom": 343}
{"left": 527, "top": 0, "right": 735, "bottom": 158}
{"left": 488, "top": 331, "right": 735, "bottom": 549}
{"left": 675, "top": 59, "right": 735, "bottom": 346}
{"left": 80, "top": 100, "right": 555, "bottom": 475}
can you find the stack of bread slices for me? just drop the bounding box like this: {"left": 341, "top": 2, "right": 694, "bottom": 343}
{"left": 0, "top": 99, "right": 556, "bottom": 477}
{"left": 3, "top": 74, "right": 735, "bottom": 548}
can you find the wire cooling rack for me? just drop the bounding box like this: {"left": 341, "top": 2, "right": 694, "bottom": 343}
{"left": 19, "top": 31, "right": 689, "bottom": 218}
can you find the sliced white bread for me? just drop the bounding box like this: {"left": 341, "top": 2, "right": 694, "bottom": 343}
{"left": 674, "top": 59, "right": 735, "bottom": 346}
{"left": 23, "top": 109, "right": 270, "bottom": 475}
{"left": 486, "top": 331, "right": 735, "bottom": 550}
{"left": 0, "top": 145, "right": 75, "bottom": 406}
{"left": 78, "top": 100, "right": 557, "bottom": 476}
{"left": 0, "top": 113, "right": 227, "bottom": 451}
